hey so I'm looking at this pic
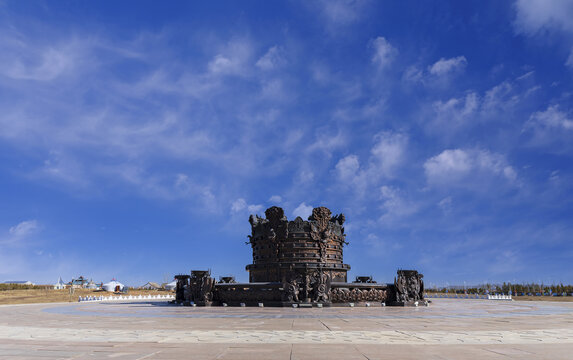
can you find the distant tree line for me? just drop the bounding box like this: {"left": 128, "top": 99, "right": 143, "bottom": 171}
{"left": 427, "top": 282, "right": 573, "bottom": 295}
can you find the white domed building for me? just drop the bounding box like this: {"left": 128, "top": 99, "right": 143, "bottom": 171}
{"left": 102, "top": 280, "right": 125, "bottom": 292}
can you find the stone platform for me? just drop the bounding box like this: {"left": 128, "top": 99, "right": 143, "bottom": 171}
{"left": 1, "top": 298, "right": 572, "bottom": 359}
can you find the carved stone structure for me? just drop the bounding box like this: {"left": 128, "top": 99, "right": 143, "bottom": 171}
{"left": 246, "top": 206, "right": 349, "bottom": 283}
{"left": 173, "top": 206, "right": 426, "bottom": 307}
{"left": 389, "top": 269, "right": 425, "bottom": 306}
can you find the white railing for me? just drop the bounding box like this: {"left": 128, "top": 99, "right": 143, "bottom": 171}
{"left": 425, "top": 293, "right": 512, "bottom": 301}
{"left": 78, "top": 294, "right": 174, "bottom": 302}
{"left": 487, "top": 294, "right": 512, "bottom": 300}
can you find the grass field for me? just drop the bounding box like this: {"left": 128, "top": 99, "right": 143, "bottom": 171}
{"left": 0, "top": 288, "right": 173, "bottom": 305}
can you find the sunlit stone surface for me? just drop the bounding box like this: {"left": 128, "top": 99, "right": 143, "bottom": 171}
{"left": 1, "top": 298, "right": 573, "bottom": 359}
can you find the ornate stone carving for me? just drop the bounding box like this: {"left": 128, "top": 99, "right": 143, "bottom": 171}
{"left": 189, "top": 270, "right": 215, "bottom": 304}
{"left": 309, "top": 207, "right": 333, "bottom": 262}
{"left": 311, "top": 270, "right": 331, "bottom": 303}
{"left": 174, "top": 275, "right": 189, "bottom": 303}
{"left": 282, "top": 274, "right": 300, "bottom": 302}
{"left": 175, "top": 205, "right": 426, "bottom": 307}
{"left": 330, "top": 287, "right": 388, "bottom": 303}
{"left": 394, "top": 270, "right": 424, "bottom": 303}
{"left": 288, "top": 216, "right": 309, "bottom": 233}
{"left": 266, "top": 206, "right": 288, "bottom": 259}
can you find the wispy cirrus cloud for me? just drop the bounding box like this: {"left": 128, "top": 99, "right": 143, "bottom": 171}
{"left": 513, "top": 0, "right": 573, "bottom": 36}
{"left": 1, "top": 220, "right": 40, "bottom": 248}
{"left": 403, "top": 56, "right": 467, "bottom": 86}
{"left": 428, "top": 56, "right": 467, "bottom": 76}
{"left": 312, "top": 0, "right": 371, "bottom": 28}
{"left": 523, "top": 104, "right": 573, "bottom": 152}
{"left": 370, "top": 37, "right": 397, "bottom": 70}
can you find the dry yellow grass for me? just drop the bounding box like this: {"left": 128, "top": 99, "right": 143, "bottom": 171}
{"left": 426, "top": 293, "right": 573, "bottom": 302}
{"left": 0, "top": 288, "right": 173, "bottom": 305}
{"left": 513, "top": 295, "right": 573, "bottom": 302}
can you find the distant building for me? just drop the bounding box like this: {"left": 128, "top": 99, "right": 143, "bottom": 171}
{"left": 140, "top": 282, "right": 161, "bottom": 290}
{"left": 3, "top": 281, "right": 35, "bottom": 286}
{"left": 163, "top": 280, "right": 177, "bottom": 291}
{"left": 68, "top": 276, "right": 89, "bottom": 289}
{"left": 102, "top": 280, "right": 125, "bottom": 292}
{"left": 53, "top": 277, "right": 66, "bottom": 290}
{"left": 85, "top": 280, "right": 100, "bottom": 290}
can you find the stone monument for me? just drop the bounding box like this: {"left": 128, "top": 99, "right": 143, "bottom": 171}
{"left": 173, "top": 206, "right": 426, "bottom": 307}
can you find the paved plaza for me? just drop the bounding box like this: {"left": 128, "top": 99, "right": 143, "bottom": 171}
{"left": 1, "top": 299, "right": 572, "bottom": 359}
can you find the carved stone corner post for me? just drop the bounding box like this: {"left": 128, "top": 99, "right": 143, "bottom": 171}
{"left": 189, "top": 270, "right": 215, "bottom": 306}
{"left": 389, "top": 269, "right": 425, "bottom": 306}
{"left": 174, "top": 275, "right": 190, "bottom": 303}
{"left": 282, "top": 270, "right": 301, "bottom": 303}
{"left": 312, "top": 270, "right": 331, "bottom": 303}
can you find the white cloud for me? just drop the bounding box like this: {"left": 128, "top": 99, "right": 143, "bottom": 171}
{"left": 9, "top": 220, "right": 38, "bottom": 237}
{"left": 403, "top": 55, "right": 466, "bottom": 86}
{"left": 268, "top": 195, "right": 282, "bottom": 203}
{"left": 335, "top": 155, "right": 360, "bottom": 182}
{"left": 370, "top": 131, "right": 408, "bottom": 177}
{"left": 208, "top": 55, "right": 233, "bottom": 74}
{"left": 259, "top": 78, "right": 289, "bottom": 101}
{"left": 314, "top": 0, "right": 369, "bottom": 26}
{"left": 438, "top": 196, "right": 453, "bottom": 214}
{"left": 513, "top": 0, "right": 573, "bottom": 36}
{"left": 333, "top": 131, "right": 408, "bottom": 196}
{"left": 293, "top": 202, "right": 313, "bottom": 219}
{"left": 0, "top": 37, "right": 83, "bottom": 81}
{"left": 567, "top": 48, "right": 573, "bottom": 69}
{"left": 424, "top": 149, "right": 517, "bottom": 186}
{"left": 379, "top": 186, "right": 418, "bottom": 223}
{"left": 523, "top": 105, "right": 573, "bottom": 150}
{"left": 402, "top": 66, "right": 423, "bottom": 83}
{"left": 425, "top": 149, "right": 471, "bottom": 178}
{"left": 306, "top": 130, "right": 346, "bottom": 155}
{"left": 370, "top": 37, "right": 397, "bottom": 69}
{"left": 207, "top": 38, "right": 253, "bottom": 76}
{"left": 248, "top": 204, "right": 264, "bottom": 213}
{"left": 428, "top": 56, "right": 467, "bottom": 76}
{"left": 482, "top": 81, "right": 518, "bottom": 114}
{"left": 175, "top": 174, "right": 217, "bottom": 212}
{"left": 296, "top": 169, "right": 315, "bottom": 184}
{"left": 256, "top": 46, "right": 286, "bottom": 71}
{"left": 230, "top": 198, "right": 263, "bottom": 214}
{"left": 527, "top": 105, "right": 573, "bottom": 130}
{"left": 432, "top": 92, "right": 479, "bottom": 127}
{"left": 231, "top": 198, "right": 247, "bottom": 213}
{"left": 428, "top": 79, "right": 526, "bottom": 136}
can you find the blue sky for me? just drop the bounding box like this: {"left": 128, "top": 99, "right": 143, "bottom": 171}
{"left": 1, "top": 0, "right": 572, "bottom": 287}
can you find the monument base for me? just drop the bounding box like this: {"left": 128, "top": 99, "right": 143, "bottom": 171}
{"left": 387, "top": 300, "right": 429, "bottom": 307}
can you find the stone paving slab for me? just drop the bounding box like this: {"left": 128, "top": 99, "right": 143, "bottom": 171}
{"left": 0, "top": 299, "right": 573, "bottom": 359}
{"left": 5, "top": 325, "right": 572, "bottom": 344}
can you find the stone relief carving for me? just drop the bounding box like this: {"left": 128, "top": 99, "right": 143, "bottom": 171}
{"left": 309, "top": 207, "right": 333, "bottom": 262}
{"left": 330, "top": 287, "right": 387, "bottom": 303}
{"left": 189, "top": 271, "right": 215, "bottom": 304}
{"left": 174, "top": 275, "right": 189, "bottom": 303}
{"left": 283, "top": 276, "right": 300, "bottom": 302}
{"left": 288, "top": 216, "right": 309, "bottom": 233}
{"left": 311, "top": 270, "right": 331, "bottom": 303}
{"left": 394, "top": 270, "right": 424, "bottom": 303}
